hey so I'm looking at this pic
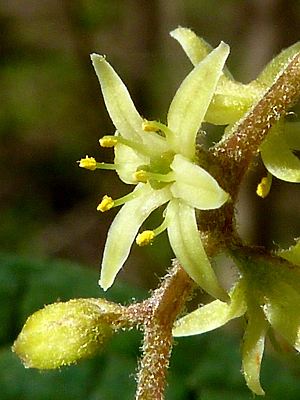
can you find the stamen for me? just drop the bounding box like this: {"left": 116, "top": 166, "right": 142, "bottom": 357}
{"left": 133, "top": 169, "right": 175, "bottom": 184}
{"left": 133, "top": 170, "right": 149, "bottom": 183}
{"left": 148, "top": 171, "right": 175, "bottom": 182}
{"left": 142, "top": 120, "right": 161, "bottom": 132}
{"left": 136, "top": 216, "right": 169, "bottom": 247}
{"left": 136, "top": 230, "right": 155, "bottom": 246}
{"left": 96, "top": 162, "right": 119, "bottom": 170}
{"left": 78, "top": 156, "right": 97, "bottom": 171}
{"left": 113, "top": 188, "right": 144, "bottom": 207}
{"left": 99, "top": 135, "right": 149, "bottom": 157}
{"left": 97, "top": 186, "right": 145, "bottom": 212}
{"left": 78, "top": 156, "right": 119, "bottom": 172}
{"left": 256, "top": 173, "right": 272, "bottom": 198}
{"left": 148, "top": 171, "right": 175, "bottom": 183}
{"left": 142, "top": 120, "right": 174, "bottom": 142}
{"left": 97, "top": 195, "right": 114, "bottom": 212}
{"left": 99, "top": 136, "right": 118, "bottom": 147}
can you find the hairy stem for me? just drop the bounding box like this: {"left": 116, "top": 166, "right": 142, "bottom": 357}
{"left": 124, "top": 261, "right": 194, "bottom": 400}
{"left": 212, "top": 51, "right": 300, "bottom": 199}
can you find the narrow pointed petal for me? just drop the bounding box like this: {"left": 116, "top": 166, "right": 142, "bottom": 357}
{"left": 170, "top": 27, "right": 212, "bottom": 66}
{"left": 170, "top": 27, "right": 263, "bottom": 125}
{"left": 167, "top": 42, "right": 229, "bottom": 159}
{"left": 170, "top": 27, "right": 234, "bottom": 79}
{"left": 114, "top": 143, "right": 148, "bottom": 184}
{"left": 173, "top": 280, "right": 246, "bottom": 336}
{"left": 166, "top": 199, "right": 227, "bottom": 299}
{"left": 242, "top": 306, "right": 267, "bottom": 396}
{"left": 279, "top": 239, "right": 300, "bottom": 266}
{"left": 99, "top": 184, "right": 171, "bottom": 290}
{"left": 170, "top": 154, "right": 229, "bottom": 210}
{"left": 263, "top": 282, "right": 300, "bottom": 352}
{"left": 260, "top": 125, "right": 300, "bottom": 182}
{"left": 257, "top": 41, "right": 300, "bottom": 87}
{"left": 91, "top": 54, "right": 143, "bottom": 142}
{"left": 91, "top": 54, "right": 169, "bottom": 155}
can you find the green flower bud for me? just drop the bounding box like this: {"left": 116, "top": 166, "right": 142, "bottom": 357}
{"left": 13, "top": 298, "right": 120, "bottom": 369}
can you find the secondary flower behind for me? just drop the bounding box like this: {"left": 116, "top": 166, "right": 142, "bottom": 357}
{"left": 173, "top": 243, "right": 300, "bottom": 395}
{"left": 79, "top": 42, "right": 231, "bottom": 299}
{"left": 171, "top": 27, "right": 300, "bottom": 194}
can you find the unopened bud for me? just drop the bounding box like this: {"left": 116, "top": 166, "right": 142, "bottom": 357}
{"left": 13, "top": 298, "right": 121, "bottom": 369}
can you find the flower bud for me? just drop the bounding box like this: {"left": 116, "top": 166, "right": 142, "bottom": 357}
{"left": 13, "top": 298, "right": 120, "bottom": 369}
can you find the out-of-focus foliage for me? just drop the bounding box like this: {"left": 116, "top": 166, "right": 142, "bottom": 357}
{"left": 1, "top": 254, "right": 300, "bottom": 400}
{"left": 1, "top": 1, "right": 300, "bottom": 396}
{"left": 1, "top": 0, "right": 300, "bottom": 279}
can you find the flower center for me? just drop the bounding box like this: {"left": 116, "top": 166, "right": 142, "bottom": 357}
{"left": 133, "top": 150, "right": 176, "bottom": 188}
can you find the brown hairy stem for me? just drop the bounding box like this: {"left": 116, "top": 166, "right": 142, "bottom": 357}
{"left": 122, "top": 261, "right": 194, "bottom": 400}
{"left": 99, "top": 48, "right": 300, "bottom": 400}
{"left": 212, "top": 51, "right": 300, "bottom": 199}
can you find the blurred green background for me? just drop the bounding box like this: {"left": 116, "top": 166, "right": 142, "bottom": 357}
{"left": 1, "top": 1, "right": 300, "bottom": 399}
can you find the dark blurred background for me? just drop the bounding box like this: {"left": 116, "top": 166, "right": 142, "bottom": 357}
{"left": 1, "top": 1, "right": 300, "bottom": 399}
{"left": 1, "top": 0, "right": 300, "bottom": 286}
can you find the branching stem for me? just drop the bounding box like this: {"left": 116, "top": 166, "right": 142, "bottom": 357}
{"left": 120, "top": 262, "right": 194, "bottom": 400}
{"left": 108, "top": 49, "right": 300, "bottom": 400}
{"left": 212, "top": 51, "right": 300, "bottom": 200}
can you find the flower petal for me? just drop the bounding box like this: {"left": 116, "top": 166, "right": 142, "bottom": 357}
{"left": 279, "top": 239, "right": 300, "bottom": 266}
{"left": 170, "top": 27, "right": 235, "bottom": 79}
{"left": 167, "top": 42, "right": 229, "bottom": 159}
{"left": 170, "top": 27, "right": 212, "bottom": 67}
{"left": 173, "top": 280, "right": 246, "bottom": 336}
{"left": 170, "top": 27, "right": 264, "bottom": 125}
{"left": 170, "top": 154, "right": 229, "bottom": 209}
{"left": 91, "top": 54, "right": 143, "bottom": 142}
{"left": 114, "top": 143, "right": 148, "bottom": 184}
{"left": 166, "top": 199, "right": 227, "bottom": 299}
{"left": 242, "top": 305, "right": 268, "bottom": 396}
{"left": 260, "top": 124, "right": 300, "bottom": 182}
{"left": 257, "top": 41, "right": 300, "bottom": 87}
{"left": 99, "top": 184, "right": 171, "bottom": 290}
{"left": 91, "top": 54, "right": 170, "bottom": 155}
{"left": 205, "top": 78, "right": 264, "bottom": 125}
{"left": 263, "top": 281, "right": 300, "bottom": 352}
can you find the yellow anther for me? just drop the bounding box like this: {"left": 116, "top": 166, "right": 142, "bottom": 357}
{"left": 133, "top": 170, "right": 148, "bottom": 183}
{"left": 97, "top": 195, "right": 114, "bottom": 212}
{"left": 142, "top": 120, "right": 160, "bottom": 132}
{"left": 99, "top": 136, "right": 118, "bottom": 148}
{"left": 136, "top": 230, "right": 155, "bottom": 246}
{"left": 78, "top": 156, "right": 97, "bottom": 171}
{"left": 256, "top": 174, "right": 272, "bottom": 198}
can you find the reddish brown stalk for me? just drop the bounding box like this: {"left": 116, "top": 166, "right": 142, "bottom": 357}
{"left": 212, "top": 51, "right": 300, "bottom": 199}
{"left": 107, "top": 48, "right": 300, "bottom": 400}
{"left": 123, "top": 261, "right": 194, "bottom": 400}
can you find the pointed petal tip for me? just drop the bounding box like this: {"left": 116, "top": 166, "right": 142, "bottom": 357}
{"left": 169, "top": 26, "right": 188, "bottom": 38}
{"left": 294, "top": 340, "right": 300, "bottom": 352}
{"left": 98, "top": 277, "right": 110, "bottom": 292}
{"left": 218, "top": 41, "right": 230, "bottom": 56}
{"left": 244, "top": 375, "right": 265, "bottom": 396}
{"left": 249, "top": 385, "right": 265, "bottom": 396}
{"left": 90, "top": 53, "right": 106, "bottom": 63}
